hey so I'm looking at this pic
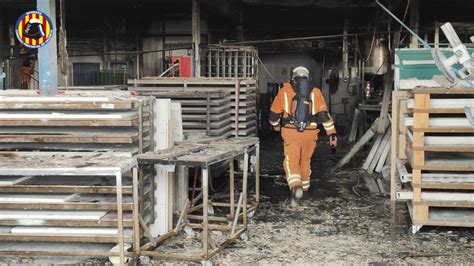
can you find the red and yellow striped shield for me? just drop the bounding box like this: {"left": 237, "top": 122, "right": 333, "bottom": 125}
{"left": 15, "top": 11, "right": 53, "bottom": 49}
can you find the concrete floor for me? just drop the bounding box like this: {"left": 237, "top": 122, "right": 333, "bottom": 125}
{"left": 0, "top": 133, "right": 473, "bottom": 265}
{"left": 209, "top": 134, "right": 474, "bottom": 264}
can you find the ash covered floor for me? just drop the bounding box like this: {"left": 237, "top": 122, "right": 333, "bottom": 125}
{"left": 210, "top": 134, "right": 474, "bottom": 264}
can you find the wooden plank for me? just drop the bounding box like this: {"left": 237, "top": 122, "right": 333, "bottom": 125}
{"left": 377, "top": 31, "right": 399, "bottom": 133}
{"left": 348, "top": 108, "right": 361, "bottom": 142}
{"left": 0, "top": 176, "right": 33, "bottom": 186}
{"left": 414, "top": 145, "right": 474, "bottom": 152}
{"left": 407, "top": 98, "right": 474, "bottom": 110}
{"left": 406, "top": 117, "right": 471, "bottom": 127}
{"left": 0, "top": 134, "right": 137, "bottom": 144}
{"left": 415, "top": 183, "right": 474, "bottom": 190}
{"left": 0, "top": 193, "right": 75, "bottom": 203}
{"left": 0, "top": 184, "right": 133, "bottom": 194}
{"left": 390, "top": 91, "right": 409, "bottom": 201}
{"left": 0, "top": 210, "right": 106, "bottom": 220}
{"left": 363, "top": 176, "right": 381, "bottom": 194}
{"left": 0, "top": 202, "right": 133, "bottom": 210}
{"left": 414, "top": 201, "right": 474, "bottom": 208}
{"left": 362, "top": 133, "right": 384, "bottom": 170}
{"left": 368, "top": 128, "right": 391, "bottom": 174}
{"left": 0, "top": 233, "right": 132, "bottom": 243}
{"left": 399, "top": 99, "right": 408, "bottom": 160}
{"left": 412, "top": 87, "right": 474, "bottom": 94}
{"left": 0, "top": 219, "right": 133, "bottom": 228}
{"left": 375, "top": 144, "right": 390, "bottom": 173}
{"left": 412, "top": 128, "right": 474, "bottom": 133}
{"left": 0, "top": 119, "right": 139, "bottom": 127}
{"left": 10, "top": 226, "right": 119, "bottom": 235}
{"left": 412, "top": 93, "right": 430, "bottom": 205}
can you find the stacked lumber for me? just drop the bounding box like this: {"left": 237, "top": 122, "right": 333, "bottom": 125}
{"left": 0, "top": 152, "right": 141, "bottom": 260}
{"left": 0, "top": 90, "right": 153, "bottom": 154}
{"left": 129, "top": 77, "right": 258, "bottom": 137}
{"left": 392, "top": 87, "right": 474, "bottom": 231}
{"left": 0, "top": 90, "right": 155, "bottom": 257}
{"left": 360, "top": 119, "right": 391, "bottom": 194}
{"left": 131, "top": 88, "right": 232, "bottom": 138}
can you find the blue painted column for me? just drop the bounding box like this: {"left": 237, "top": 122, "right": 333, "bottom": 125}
{"left": 37, "top": 0, "right": 58, "bottom": 95}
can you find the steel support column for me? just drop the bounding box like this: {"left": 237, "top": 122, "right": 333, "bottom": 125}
{"left": 37, "top": 0, "right": 58, "bottom": 95}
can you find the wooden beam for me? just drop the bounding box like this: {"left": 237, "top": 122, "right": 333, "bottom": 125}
{"left": 377, "top": 31, "right": 400, "bottom": 133}
{"left": 192, "top": 0, "right": 201, "bottom": 77}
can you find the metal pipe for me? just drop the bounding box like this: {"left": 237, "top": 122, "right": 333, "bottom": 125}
{"left": 225, "top": 32, "right": 381, "bottom": 45}
{"left": 68, "top": 47, "right": 192, "bottom": 57}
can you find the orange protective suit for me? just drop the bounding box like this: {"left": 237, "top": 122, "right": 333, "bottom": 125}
{"left": 269, "top": 81, "right": 336, "bottom": 191}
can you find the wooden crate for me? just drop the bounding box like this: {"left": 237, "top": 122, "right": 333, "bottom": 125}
{"left": 129, "top": 77, "right": 258, "bottom": 137}
{"left": 392, "top": 87, "right": 474, "bottom": 229}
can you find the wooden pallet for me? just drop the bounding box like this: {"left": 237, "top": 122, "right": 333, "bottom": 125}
{"left": 394, "top": 87, "right": 474, "bottom": 228}
{"left": 129, "top": 78, "right": 257, "bottom": 137}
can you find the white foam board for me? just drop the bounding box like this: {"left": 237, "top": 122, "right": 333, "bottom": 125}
{"left": 0, "top": 193, "right": 76, "bottom": 203}
{"left": 0, "top": 210, "right": 106, "bottom": 220}
{"left": 11, "top": 227, "right": 118, "bottom": 235}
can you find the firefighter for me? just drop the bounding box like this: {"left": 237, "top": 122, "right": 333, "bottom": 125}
{"left": 20, "top": 60, "right": 34, "bottom": 90}
{"left": 269, "top": 66, "right": 337, "bottom": 207}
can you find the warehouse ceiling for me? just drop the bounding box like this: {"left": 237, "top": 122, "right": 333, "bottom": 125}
{"left": 2, "top": 0, "right": 474, "bottom": 47}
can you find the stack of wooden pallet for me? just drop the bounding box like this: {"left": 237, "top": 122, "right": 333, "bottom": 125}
{"left": 131, "top": 88, "right": 232, "bottom": 138}
{"left": 0, "top": 90, "right": 155, "bottom": 259}
{"left": 129, "top": 78, "right": 258, "bottom": 137}
{"left": 392, "top": 87, "right": 474, "bottom": 232}
{"left": 0, "top": 90, "right": 153, "bottom": 154}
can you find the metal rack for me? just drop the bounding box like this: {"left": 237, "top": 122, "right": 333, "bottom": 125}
{"left": 206, "top": 45, "right": 258, "bottom": 79}
{"left": 136, "top": 137, "right": 260, "bottom": 261}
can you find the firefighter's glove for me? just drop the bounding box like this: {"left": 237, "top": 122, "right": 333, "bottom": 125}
{"left": 329, "top": 135, "right": 337, "bottom": 148}
{"left": 273, "top": 125, "right": 281, "bottom": 132}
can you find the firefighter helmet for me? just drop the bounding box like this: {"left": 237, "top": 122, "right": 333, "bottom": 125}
{"left": 292, "top": 66, "right": 310, "bottom": 79}
{"left": 23, "top": 18, "right": 45, "bottom": 40}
